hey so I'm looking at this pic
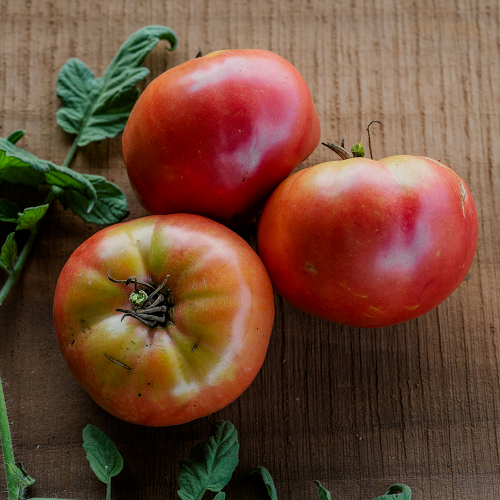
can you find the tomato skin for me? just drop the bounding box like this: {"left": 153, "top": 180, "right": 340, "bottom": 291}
{"left": 122, "top": 49, "right": 321, "bottom": 228}
{"left": 257, "top": 155, "right": 478, "bottom": 328}
{"left": 53, "top": 214, "right": 275, "bottom": 426}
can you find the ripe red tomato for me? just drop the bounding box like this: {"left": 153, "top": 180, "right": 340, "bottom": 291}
{"left": 53, "top": 214, "right": 275, "bottom": 426}
{"left": 257, "top": 155, "right": 478, "bottom": 328}
{"left": 122, "top": 49, "right": 320, "bottom": 228}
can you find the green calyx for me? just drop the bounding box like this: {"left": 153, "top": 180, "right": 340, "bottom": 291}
{"left": 129, "top": 289, "right": 148, "bottom": 306}
{"left": 351, "top": 137, "right": 365, "bottom": 157}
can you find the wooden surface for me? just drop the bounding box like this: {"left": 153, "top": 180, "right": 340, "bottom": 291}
{"left": 1, "top": 0, "right": 499, "bottom": 499}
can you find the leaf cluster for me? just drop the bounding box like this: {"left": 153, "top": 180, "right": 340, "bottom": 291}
{"left": 0, "top": 25, "right": 178, "bottom": 300}
{"left": 175, "top": 421, "right": 411, "bottom": 500}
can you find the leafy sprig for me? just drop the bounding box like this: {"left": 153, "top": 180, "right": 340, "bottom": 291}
{"left": 178, "top": 421, "right": 240, "bottom": 500}
{"left": 1, "top": 369, "right": 123, "bottom": 500}
{"left": 57, "top": 25, "right": 177, "bottom": 150}
{"left": 0, "top": 25, "right": 178, "bottom": 305}
{"left": 82, "top": 425, "right": 124, "bottom": 500}
{"left": 251, "top": 466, "right": 412, "bottom": 500}
{"left": 1, "top": 396, "right": 412, "bottom": 500}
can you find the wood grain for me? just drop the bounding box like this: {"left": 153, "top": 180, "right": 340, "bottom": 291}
{"left": 1, "top": 0, "right": 499, "bottom": 498}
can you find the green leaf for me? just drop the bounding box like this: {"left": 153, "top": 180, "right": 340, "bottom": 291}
{"left": 214, "top": 493, "right": 226, "bottom": 500}
{"left": 178, "top": 421, "right": 239, "bottom": 500}
{"left": 82, "top": 424, "right": 123, "bottom": 485}
{"left": 6, "top": 462, "right": 35, "bottom": 499}
{"left": 0, "top": 137, "right": 97, "bottom": 210}
{"left": 6, "top": 130, "right": 26, "bottom": 145}
{"left": 315, "top": 480, "right": 332, "bottom": 500}
{"left": 15, "top": 204, "right": 49, "bottom": 233}
{"left": 250, "top": 466, "right": 278, "bottom": 500}
{"left": 7, "top": 462, "right": 35, "bottom": 488}
{"left": 57, "top": 25, "right": 178, "bottom": 147}
{"left": 0, "top": 233, "right": 18, "bottom": 271}
{"left": 373, "top": 484, "right": 412, "bottom": 500}
{"left": 0, "top": 199, "right": 21, "bottom": 223}
{"left": 53, "top": 174, "right": 129, "bottom": 226}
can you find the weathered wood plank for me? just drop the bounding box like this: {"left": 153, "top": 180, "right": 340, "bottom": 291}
{"left": 0, "top": 0, "right": 499, "bottom": 499}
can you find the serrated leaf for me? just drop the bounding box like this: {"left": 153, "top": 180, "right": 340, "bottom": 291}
{"left": 0, "top": 137, "right": 97, "bottom": 210}
{"left": 0, "top": 233, "right": 18, "bottom": 271}
{"left": 0, "top": 199, "right": 21, "bottom": 223}
{"left": 82, "top": 424, "right": 123, "bottom": 484}
{"left": 7, "top": 462, "right": 35, "bottom": 488}
{"left": 250, "top": 466, "right": 278, "bottom": 500}
{"left": 16, "top": 204, "right": 49, "bottom": 233}
{"left": 178, "top": 421, "right": 239, "bottom": 500}
{"left": 6, "top": 130, "right": 26, "bottom": 145}
{"left": 315, "top": 480, "right": 332, "bottom": 500}
{"left": 53, "top": 174, "right": 129, "bottom": 226}
{"left": 373, "top": 484, "right": 411, "bottom": 500}
{"left": 57, "top": 25, "right": 177, "bottom": 147}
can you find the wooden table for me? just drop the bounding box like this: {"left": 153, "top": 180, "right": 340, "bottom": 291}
{"left": 1, "top": 0, "right": 499, "bottom": 498}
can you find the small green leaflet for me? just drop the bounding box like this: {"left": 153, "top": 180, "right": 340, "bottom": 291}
{"left": 6, "top": 129, "right": 25, "bottom": 145}
{"left": 214, "top": 493, "right": 226, "bottom": 500}
{"left": 0, "top": 233, "right": 18, "bottom": 271}
{"left": 7, "top": 462, "right": 35, "bottom": 499}
{"left": 315, "top": 480, "right": 332, "bottom": 500}
{"left": 0, "top": 199, "right": 21, "bottom": 223}
{"left": 82, "top": 424, "right": 123, "bottom": 485}
{"left": 0, "top": 136, "right": 97, "bottom": 211}
{"left": 373, "top": 484, "right": 411, "bottom": 500}
{"left": 16, "top": 204, "right": 49, "bottom": 233}
{"left": 53, "top": 174, "right": 129, "bottom": 226}
{"left": 250, "top": 466, "right": 278, "bottom": 500}
{"left": 178, "top": 421, "right": 239, "bottom": 500}
{"left": 57, "top": 25, "right": 178, "bottom": 147}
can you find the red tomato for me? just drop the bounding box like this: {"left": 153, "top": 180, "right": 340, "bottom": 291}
{"left": 53, "top": 214, "right": 275, "bottom": 426}
{"left": 122, "top": 49, "right": 320, "bottom": 228}
{"left": 257, "top": 155, "right": 478, "bottom": 328}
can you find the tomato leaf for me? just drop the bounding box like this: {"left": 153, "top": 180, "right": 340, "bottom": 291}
{"left": 7, "top": 462, "right": 35, "bottom": 488}
{"left": 373, "top": 484, "right": 412, "bottom": 500}
{"left": 250, "top": 466, "right": 278, "bottom": 500}
{"left": 0, "top": 233, "right": 18, "bottom": 271}
{"left": 0, "top": 199, "right": 21, "bottom": 224}
{"left": 6, "top": 130, "right": 26, "bottom": 145}
{"left": 53, "top": 174, "right": 129, "bottom": 226}
{"left": 15, "top": 204, "right": 49, "bottom": 233}
{"left": 0, "top": 136, "right": 97, "bottom": 211}
{"left": 82, "top": 424, "right": 123, "bottom": 484}
{"left": 177, "top": 421, "right": 239, "bottom": 500}
{"left": 315, "top": 480, "right": 332, "bottom": 500}
{"left": 214, "top": 493, "right": 226, "bottom": 500}
{"left": 56, "top": 25, "right": 178, "bottom": 147}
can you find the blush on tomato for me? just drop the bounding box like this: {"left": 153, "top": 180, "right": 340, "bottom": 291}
{"left": 257, "top": 155, "right": 478, "bottom": 328}
{"left": 122, "top": 49, "right": 320, "bottom": 228}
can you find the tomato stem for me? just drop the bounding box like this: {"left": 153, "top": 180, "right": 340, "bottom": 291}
{"left": 108, "top": 272, "right": 175, "bottom": 328}
{"left": 322, "top": 121, "right": 382, "bottom": 162}
{"left": 321, "top": 141, "right": 352, "bottom": 160}
{"left": 0, "top": 372, "right": 19, "bottom": 500}
{"left": 366, "top": 120, "right": 381, "bottom": 160}
{"left": 351, "top": 138, "right": 365, "bottom": 157}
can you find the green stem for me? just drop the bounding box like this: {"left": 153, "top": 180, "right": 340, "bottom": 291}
{"left": 0, "top": 230, "right": 38, "bottom": 306}
{"left": 0, "top": 373, "right": 18, "bottom": 500}
{"left": 0, "top": 134, "right": 78, "bottom": 306}
{"left": 106, "top": 479, "right": 112, "bottom": 500}
{"left": 62, "top": 137, "right": 79, "bottom": 168}
{"left": 0, "top": 188, "right": 56, "bottom": 306}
